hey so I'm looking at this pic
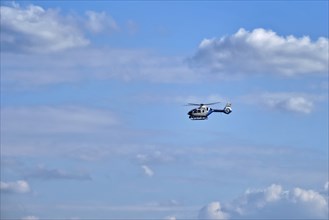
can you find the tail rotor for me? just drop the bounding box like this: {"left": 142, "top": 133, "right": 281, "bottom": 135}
{"left": 223, "top": 103, "right": 232, "bottom": 114}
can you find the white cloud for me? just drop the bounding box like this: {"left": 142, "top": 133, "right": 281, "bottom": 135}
{"left": 198, "top": 202, "right": 228, "bottom": 220}
{"left": 199, "top": 184, "right": 329, "bottom": 219}
{"left": 141, "top": 165, "right": 154, "bottom": 177}
{"left": 191, "top": 28, "right": 328, "bottom": 77}
{"left": 22, "top": 216, "right": 39, "bottom": 220}
{"left": 292, "top": 187, "right": 328, "bottom": 213}
{"left": 0, "top": 3, "right": 124, "bottom": 53}
{"left": 0, "top": 180, "right": 31, "bottom": 193}
{"left": 164, "top": 216, "right": 176, "bottom": 220}
{"left": 261, "top": 92, "right": 314, "bottom": 114}
{"left": 136, "top": 151, "right": 175, "bottom": 165}
{"left": 244, "top": 92, "right": 321, "bottom": 114}
{"left": 0, "top": 3, "right": 89, "bottom": 53}
{"left": 325, "top": 181, "right": 329, "bottom": 191}
{"left": 85, "top": 11, "right": 118, "bottom": 33}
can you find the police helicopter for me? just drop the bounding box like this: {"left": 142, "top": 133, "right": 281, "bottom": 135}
{"left": 186, "top": 102, "right": 232, "bottom": 120}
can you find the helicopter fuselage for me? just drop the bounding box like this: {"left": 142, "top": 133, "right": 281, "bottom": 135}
{"left": 187, "top": 103, "right": 232, "bottom": 120}
{"left": 188, "top": 106, "right": 213, "bottom": 120}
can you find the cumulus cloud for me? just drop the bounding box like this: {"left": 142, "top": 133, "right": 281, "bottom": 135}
{"left": 0, "top": 180, "right": 31, "bottom": 193}
{"left": 199, "top": 184, "right": 329, "bottom": 219}
{"left": 141, "top": 165, "right": 154, "bottom": 177}
{"left": 85, "top": 11, "right": 118, "bottom": 33}
{"left": 198, "top": 202, "right": 228, "bottom": 220}
{"left": 0, "top": 3, "right": 89, "bottom": 53}
{"left": 191, "top": 28, "right": 328, "bottom": 77}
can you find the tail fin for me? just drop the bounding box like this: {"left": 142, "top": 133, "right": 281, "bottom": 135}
{"left": 223, "top": 103, "right": 232, "bottom": 114}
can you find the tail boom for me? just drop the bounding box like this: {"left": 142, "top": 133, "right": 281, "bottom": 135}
{"left": 212, "top": 103, "right": 232, "bottom": 115}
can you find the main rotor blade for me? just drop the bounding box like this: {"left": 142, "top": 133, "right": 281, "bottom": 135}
{"left": 203, "top": 102, "right": 221, "bottom": 105}
{"left": 187, "top": 103, "right": 202, "bottom": 106}
{"left": 186, "top": 102, "right": 220, "bottom": 106}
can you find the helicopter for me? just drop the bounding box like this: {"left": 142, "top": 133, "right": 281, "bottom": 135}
{"left": 186, "top": 102, "right": 232, "bottom": 120}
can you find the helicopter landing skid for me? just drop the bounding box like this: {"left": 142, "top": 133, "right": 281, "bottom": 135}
{"left": 189, "top": 116, "right": 208, "bottom": 120}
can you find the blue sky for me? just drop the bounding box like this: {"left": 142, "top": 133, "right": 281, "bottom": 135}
{"left": 1, "top": 1, "right": 328, "bottom": 219}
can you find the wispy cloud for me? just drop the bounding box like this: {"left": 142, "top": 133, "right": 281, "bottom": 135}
{"left": 1, "top": 105, "right": 123, "bottom": 158}
{"left": 21, "top": 216, "right": 39, "bottom": 220}
{"left": 85, "top": 11, "right": 118, "bottom": 34}
{"left": 325, "top": 181, "right": 329, "bottom": 191}
{"left": 24, "top": 166, "right": 92, "bottom": 181}
{"left": 141, "top": 165, "right": 154, "bottom": 177}
{"left": 126, "top": 20, "right": 139, "bottom": 35}
{"left": 190, "top": 28, "right": 328, "bottom": 77}
{"left": 242, "top": 92, "right": 325, "bottom": 114}
{"left": 176, "top": 142, "right": 327, "bottom": 188}
{"left": 2, "top": 106, "right": 119, "bottom": 134}
{"left": 1, "top": 47, "right": 195, "bottom": 88}
{"left": 260, "top": 92, "right": 314, "bottom": 114}
{"left": 0, "top": 180, "right": 31, "bottom": 194}
{"left": 136, "top": 151, "right": 175, "bottom": 165}
{"left": 164, "top": 216, "right": 176, "bottom": 220}
{"left": 56, "top": 202, "right": 195, "bottom": 213}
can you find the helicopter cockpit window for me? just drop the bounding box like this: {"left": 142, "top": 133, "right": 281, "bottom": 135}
{"left": 197, "top": 110, "right": 201, "bottom": 113}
